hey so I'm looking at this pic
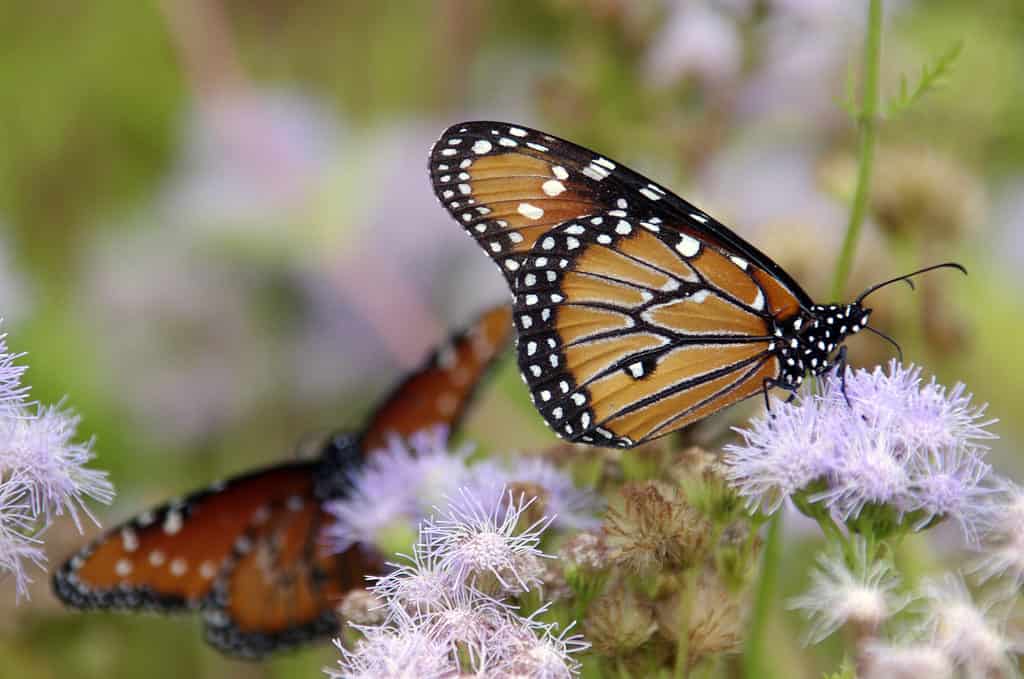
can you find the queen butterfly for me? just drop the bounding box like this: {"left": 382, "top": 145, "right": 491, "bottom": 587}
{"left": 52, "top": 304, "right": 512, "bottom": 658}
{"left": 429, "top": 122, "right": 963, "bottom": 448}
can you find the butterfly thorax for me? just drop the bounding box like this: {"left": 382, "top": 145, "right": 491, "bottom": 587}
{"left": 314, "top": 433, "right": 363, "bottom": 500}
{"left": 772, "top": 303, "right": 871, "bottom": 389}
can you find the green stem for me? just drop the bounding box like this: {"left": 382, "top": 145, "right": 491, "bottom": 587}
{"left": 742, "top": 511, "right": 782, "bottom": 679}
{"left": 830, "top": 0, "right": 884, "bottom": 301}
{"left": 674, "top": 568, "right": 699, "bottom": 679}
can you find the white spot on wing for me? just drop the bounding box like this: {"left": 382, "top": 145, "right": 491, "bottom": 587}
{"left": 472, "top": 140, "right": 492, "bottom": 154}
{"left": 517, "top": 203, "right": 544, "bottom": 220}
{"left": 675, "top": 235, "right": 700, "bottom": 257}
{"left": 542, "top": 179, "right": 566, "bottom": 196}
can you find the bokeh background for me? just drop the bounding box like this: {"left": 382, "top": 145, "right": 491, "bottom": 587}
{"left": 1, "top": 0, "right": 1022, "bottom": 677}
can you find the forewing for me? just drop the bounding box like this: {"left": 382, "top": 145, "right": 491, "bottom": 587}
{"left": 429, "top": 120, "right": 812, "bottom": 314}
{"left": 360, "top": 303, "right": 512, "bottom": 451}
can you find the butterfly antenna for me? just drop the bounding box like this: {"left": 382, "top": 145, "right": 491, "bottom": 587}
{"left": 855, "top": 262, "right": 967, "bottom": 304}
{"left": 863, "top": 325, "right": 904, "bottom": 363}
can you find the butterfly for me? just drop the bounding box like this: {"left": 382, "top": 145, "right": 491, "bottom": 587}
{"left": 52, "top": 304, "right": 512, "bottom": 659}
{"left": 429, "top": 121, "right": 963, "bottom": 449}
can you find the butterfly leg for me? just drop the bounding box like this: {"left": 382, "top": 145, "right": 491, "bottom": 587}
{"left": 761, "top": 378, "right": 777, "bottom": 413}
{"left": 833, "top": 345, "right": 852, "bottom": 407}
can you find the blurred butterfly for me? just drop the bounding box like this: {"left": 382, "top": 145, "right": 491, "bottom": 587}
{"left": 429, "top": 122, "right": 962, "bottom": 448}
{"left": 53, "top": 304, "right": 512, "bottom": 659}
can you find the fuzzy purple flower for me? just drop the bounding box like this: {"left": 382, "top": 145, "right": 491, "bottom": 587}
{"left": 325, "top": 430, "right": 599, "bottom": 556}
{"left": 788, "top": 537, "right": 909, "bottom": 644}
{"left": 723, "top": 361, "right": 997, "bottom": 539}
{"left": 425, "top": 488, "right": 553, "bottom": 594}
{"left": 324, "top": 427, "right": 471, "bottom": 553}
{"left": 1, "top": 330, "right": 113, "bottom": 600}
{"left": 970, "top": 480, "right": 1024, "bottom": 588}
{"left": 327, "top": 609, "right": 455, "bottom": 679}
{"left": 0, "top": 331, "right": 28, "bottom": 407}
{"left": 916, "top": 573, "right": 1020, "bottom": 677}
{"left": 332, "top": 485, "right": 587, "bottom": 678}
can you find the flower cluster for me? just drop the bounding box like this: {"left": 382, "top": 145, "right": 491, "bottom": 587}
{"left": 327, "top": 488, "right": 587, "bottom": 678}
{"left": 790, "top": 548, "right": 1020, "bottom": 679}
{"left": 723, "top": 361, "right": 997, "bottom": 540}
{"left": 324, "top": 428, "right": 600, "bottom": 556}
{"left": 0, "top": 326, "right": 114, "bottom": 599}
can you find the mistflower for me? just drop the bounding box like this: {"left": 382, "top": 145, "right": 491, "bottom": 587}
{"left": 1, "top": 403, "right": 114, "bottom": 529}
{"left": 722, "top": 395, "right": 834, "bottom": 514}
{"left": 971, "top": 480, "right": 1024, "bottom": 587}
{"left": 324, "top": 427, "right": 470, "bottom": 553}
{"left": 489, "top": 619, "right": 588, "bottom": 679}
{"left": 788, "top": 538, "right": 908, "bottom": 644}
{"left": 1, "top": 331, "right": 113, "bottom": 600}
{"left": 838, "top": 362, "right": 997, "bottom": 455}
{"left": 424, "top": 487, "right": 553, "bottom": 594}
{"left": 604, "top": 481, "right": 711, "bottom": 574}
{"left": 724, "top": 361, "right": 997, "bottom": 538}
{"left": 0, "top": 475, "right": 45, "bottom": 598}
{"left": 334, "top": 484, "right": 587, "bottom": 678}
{"left": 0, "top": 331, "right": 27, "bottom": 406}
{"left": 371, "top": 535, "right": 453, "bottom": 614}
{"left": 328, "top": 612, "right": 454, "bottom": 679}
{"left": 917, "top": 573, "right": 1018, "bottom": 677}
{"left": 503, "top": 456, "right": 602, "bottom": 531}
{"left": 860, "top": 642, "right": 954, "bottom": 679}
{"left": 904, "top": 447, "right": 994, "bottom": 541}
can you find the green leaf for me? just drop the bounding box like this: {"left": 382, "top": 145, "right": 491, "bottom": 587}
{"left": 885, "top": 40, "right": 964, "bottom": 118}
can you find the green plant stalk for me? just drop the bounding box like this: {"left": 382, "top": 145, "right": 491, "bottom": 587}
{"left": 830, "top": 0, "right": 884, "bottom": 301}
{"left": 742, "top": 511, "right": 782, "bottom": 679}
{"left": 674, "top": 567, "right": 699, "bottom": 679}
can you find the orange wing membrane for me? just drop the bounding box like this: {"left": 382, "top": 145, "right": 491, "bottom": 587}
{"left": 53, "top": 305, "right": 511, "bottom": 658}
{"left": 429, "top": 122, "right": 838, "bottom": 448}
{"left": 361, "top": 304, "right": 512, "bottom": 451}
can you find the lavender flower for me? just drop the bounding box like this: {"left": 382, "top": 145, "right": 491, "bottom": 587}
{"left": 425, "top": 488, "right": 553, "bottom": 594}
{"left": 724, "top": 361, "right": 997, "bottom": 539}
{"left": 916, "top": 573, "right": 1019, "bottom": 677}
{"left": 0, "top": 329, "right": 113, "bottom": 600}
{"left": 861, "top": 642, "right": 954, "bottom": 679}
{"left": 788, "top": 538, "right": 909, "bottom": 644}
{"left": 332, "top": 485, "right": 586, "bottom": 678}
{"left": 723, "top": 395, "right": 835, "bottom": 514}
{"left": 970, "top": 479, "right": 1024, "bottom": 589}
{"left": 324, "top": 427, "right": 471, "bottom": 553}
{"left": 327, "top": 610, "right": 455, "bottom": 679}
{"left": 837, "top": 362, "right": 997, "bottom": 454}
{"left": 326, "top": 432, "right": 598, "bottom": 556}
{"left": 0, "top": 331, "right": 28, "bottom": 407}
{"left": 484, "top": 455, "right": 603, "bottom": 531}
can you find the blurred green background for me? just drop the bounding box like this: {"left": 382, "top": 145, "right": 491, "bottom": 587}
{"left": 2, "top": 1, "right": 1022, "bottom": 677}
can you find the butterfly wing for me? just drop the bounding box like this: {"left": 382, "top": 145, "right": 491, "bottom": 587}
{"left": 430, "top": 122, "right": 810, "bottom": 446}
{"left": 359, "top": 303, "right": 512, "bottom": 451}
{"left": 54, "top": 307, "right": 512, "bottom": 656}
{"left": 429, "top": 121, "right": 813, "bottom": 314}
{"left": 52, "top": 462, "right": 321, "bottom": 613}
{"left": 202, "top": 496, "right": 381, "bottom": 658}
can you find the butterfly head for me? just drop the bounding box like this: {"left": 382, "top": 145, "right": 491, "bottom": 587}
{"left": 773, "top": 302, "right": 871, "bottom": 388}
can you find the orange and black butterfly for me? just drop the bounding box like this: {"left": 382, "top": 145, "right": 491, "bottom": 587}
{"left": 429, "top": 122, "right": 961, "bottom": 448}
{"left": 52, "top": 304, "right": 512, "bottom": 659}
